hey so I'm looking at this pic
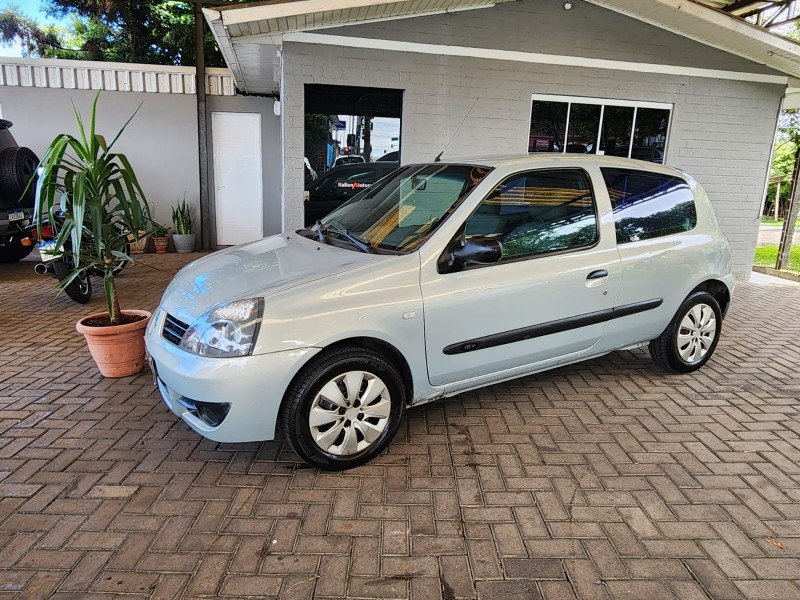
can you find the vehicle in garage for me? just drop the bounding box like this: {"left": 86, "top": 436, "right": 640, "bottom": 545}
{"left": 303, "top": 161, "right": 399, "bottom": 226}
{"left": 0, "top": 120, "right": 39, "bottom": 262}
{"left": 147, "top": 155, "right": 733, "bottom": 471}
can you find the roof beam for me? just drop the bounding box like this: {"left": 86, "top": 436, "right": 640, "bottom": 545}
{"left": 722, "top": 0, "right": 764, "bottom": 12}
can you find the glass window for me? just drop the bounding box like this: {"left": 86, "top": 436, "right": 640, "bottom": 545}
{"left": 307, "top": 164, "right": 492, "bottom": 253}
{"left": 466, "top": 169, "right": 598, "bottom": 260}
{"left": 602, "top": 168, "right": 697, "bottom": 244}
{"left": 529, "top": 96, "right": 671, "bottom": 163}
{"left": 630, "top": 108, "right": 670, "bottom": 164}
{"left": 529, "top": 101, "right": 568, "bottom": 152}
{"left": 599, "top": 106, "right": 634, "bottom": 158}
{"left": 566, "top": 104, "right": 601, "bottom": 154}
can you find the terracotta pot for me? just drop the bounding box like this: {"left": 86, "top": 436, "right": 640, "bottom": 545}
{"left": 127, "top": 230, "right": 148, "bottom": 254}
{"left": 76, "top": 310, "right": 152, "bottom": 377}
{"left": 152, "top": 236, "right": 170, "bottom": 254}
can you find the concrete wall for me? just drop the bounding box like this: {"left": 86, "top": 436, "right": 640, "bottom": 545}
{"left": 0, "top": 85, "right": 284, "bottom": 246}
{"left": 0, "top": 86, "right": 200, "bottom": 231}
{"left": 280, "top": 0, "right": 784, "bottom": 277}
{"left": 207, "top": 95, "right": 283, "bottom": 240}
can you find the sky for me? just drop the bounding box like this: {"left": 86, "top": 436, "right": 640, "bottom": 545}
{"left": 0, "top": 0, "right": 71, "bottom": 57}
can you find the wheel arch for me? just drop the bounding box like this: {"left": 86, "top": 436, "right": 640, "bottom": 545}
{"left": 691, "top": 279, "right": 731, "bottom": 317}
{"left": 274, "top": 335, "right": 414, "bottom": 439}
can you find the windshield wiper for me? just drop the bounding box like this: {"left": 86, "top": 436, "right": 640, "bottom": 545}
{"left": 316, "top": 220, "right": 372, "bottom": 253}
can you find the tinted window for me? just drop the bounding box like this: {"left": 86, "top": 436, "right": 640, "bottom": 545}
{"left": 466, "top": 169, "right": 598, "bottom": 260}
{"left": 529, "top": 101, "right": 568, "bottom": 152}
{"left": 602, "top": 169, "right": 697, "bottom": 244}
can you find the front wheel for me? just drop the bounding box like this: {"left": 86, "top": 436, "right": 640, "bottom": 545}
{"left": 52, "top": 259, "right": 92, "bottom": 304}
{"left": 649, "top": 290, "right": 722, "bottom": 373}
{"left": 280, "top": 346, "right": 406, "bottom": 470}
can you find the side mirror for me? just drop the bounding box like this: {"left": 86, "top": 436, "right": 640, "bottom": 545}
{"left": 439, "top": 236, "right": 502, "bottom": 273}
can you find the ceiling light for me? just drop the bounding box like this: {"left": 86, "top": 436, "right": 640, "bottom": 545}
{"left": 564, "top": 2, "right": 572, "bottom": 9}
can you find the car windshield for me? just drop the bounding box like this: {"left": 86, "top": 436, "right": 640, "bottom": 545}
{"left": 306, "top": 164, "right": 492, "bottom": 253}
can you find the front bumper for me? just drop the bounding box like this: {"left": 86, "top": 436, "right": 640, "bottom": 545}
{"left": 145, "top": 309, "right": 320, "bottom": 443}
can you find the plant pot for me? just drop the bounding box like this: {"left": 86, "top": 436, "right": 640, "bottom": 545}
{"left": 76, "top": 310, "right": 152, "bottom": 377}
{"left": 152, "top": 236, "right": 170, "bottom": 254}
{"left": 128, "top": 230, "right": 148, "bottom": 254}
{"left": 172, "top": 233, "right": 195, "bottom": 253}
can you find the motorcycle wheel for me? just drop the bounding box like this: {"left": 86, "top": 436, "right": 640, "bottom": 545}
{"left": 53, "top": 259, "right": 92, "bottom": 304}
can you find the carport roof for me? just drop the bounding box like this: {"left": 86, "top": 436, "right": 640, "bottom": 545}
{"left": 204, "top": 0, "right": 800, "bottom": 96}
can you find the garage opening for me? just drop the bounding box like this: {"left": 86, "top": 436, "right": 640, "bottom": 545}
{"left": 303, "top": 84, "right": 403, "bottom": 226}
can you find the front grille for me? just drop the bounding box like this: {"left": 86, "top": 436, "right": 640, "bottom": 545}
{"left": 162, "top": 313, "right": 189, "bottom": 346}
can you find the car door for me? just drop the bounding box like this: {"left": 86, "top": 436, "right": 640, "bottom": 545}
{"left": 421, "top": 165, "right": 622, "bottom": 388}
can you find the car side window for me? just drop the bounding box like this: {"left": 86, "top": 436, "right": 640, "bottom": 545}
{"left": 601, "top": 168, "right": 697, "bottom": 244}
{"left": 464, "top": 168, "right": 598, "bottom": 261}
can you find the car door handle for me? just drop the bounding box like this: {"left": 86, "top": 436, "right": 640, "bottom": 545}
{"left": 586, "top": 270, "right": 608, "bottom": 280}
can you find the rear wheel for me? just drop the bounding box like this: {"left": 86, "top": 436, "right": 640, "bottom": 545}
{"left": 0, "top": 147, "right": 39, "bottom": 207}
{"left": 280, "top": 346, "right": 406, "bottom": 470}
{"left": 52, "top": 259, "right": 92, "bottom": 304}
{"left": 0, "top": 235, "right": 34, "bottom": 262}
{"left": 649, "top": 291, "right": 722, "bottom": 373}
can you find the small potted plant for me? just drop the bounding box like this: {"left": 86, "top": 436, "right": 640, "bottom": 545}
{"left": 151, "top": 222, "right": 170, "bottom": 254}
{"left": 34, "top": 92, "right": 152, "bottom": 377}
{"left": 171, "top": 197, "right": 195, "bottom": 253}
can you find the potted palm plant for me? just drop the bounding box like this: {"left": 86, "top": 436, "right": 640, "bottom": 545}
{"left": 171, "top": 198, "right": 195, "bottom": 253}
{"left": 35, "top": 93, "right": 153, "bottom": 378}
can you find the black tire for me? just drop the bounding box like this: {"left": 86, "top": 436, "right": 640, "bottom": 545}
{"left": 649, "top": 290, "right": 722, "bottom": 373}
{"left": 280, "top": 346, "right": 406, "bottom": 471}
{"left": 52, "top": 259, "right": 92, "bottom": 304}
{"left": 0, "top": 146, "right": 39, "bottom": 208}
{"left": 0, "top": 235, "right": 34, "bottom": 262}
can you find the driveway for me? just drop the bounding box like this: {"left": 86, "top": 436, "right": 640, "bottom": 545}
{"left": 2, "top": 253, "right": 800, "bottom": 599}
{"left": 757, "top": 225, "right": 800, "bottom": 246}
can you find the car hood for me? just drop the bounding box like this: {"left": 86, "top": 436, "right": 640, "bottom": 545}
{"left": 159, "top": 233, "right": 390, "bottom": 323}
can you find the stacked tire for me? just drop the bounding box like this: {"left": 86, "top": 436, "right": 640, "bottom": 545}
{"left": 0, "top": 134, "right": 39, "bottom": 262}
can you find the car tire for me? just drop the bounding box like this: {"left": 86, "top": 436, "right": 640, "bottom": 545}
{"left": 649, "top": 290, "right": 722, "bottom": 373}
{"left": 280, "top": 346, "right": 406, "bottom": 471}
{"left": 0, "top": 146, "right": 39, "bottom": 208}
{"left": 0, "top": 235, "right": 34, "bottom": 262}
{"left": 53, "top": 259, "right": 93, "bottom": 304}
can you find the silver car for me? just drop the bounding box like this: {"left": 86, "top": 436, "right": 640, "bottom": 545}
{"left": 146, "top": 155, "right": 734, "bottom": 470}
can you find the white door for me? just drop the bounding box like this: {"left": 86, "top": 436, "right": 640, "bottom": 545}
{"left": 212, "top": 112, "right": 263, "bottom": 245}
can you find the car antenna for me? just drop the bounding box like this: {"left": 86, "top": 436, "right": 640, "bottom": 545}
{"left": 435, "top": 97, "right": 480, "bottom": 162}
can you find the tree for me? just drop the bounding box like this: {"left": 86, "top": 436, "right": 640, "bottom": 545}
{"left": 0, "top": 1, "right": 248, "bottom": 66}
{"left": 774, "top": 109, "right": 800, "bottom": 270}
{"left": 0, "top": 5, "right": 66, "bottom": 58}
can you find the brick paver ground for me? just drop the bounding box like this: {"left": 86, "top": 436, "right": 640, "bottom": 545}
{"left": 2, "top": 252, "right": 800, "bottom": 599}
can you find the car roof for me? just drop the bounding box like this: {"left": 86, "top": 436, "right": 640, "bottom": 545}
{"left": 327, "top": 161, "right": 398, "bottom": 172}
{"left": 433, "top": 153, "right": 684, "bottom": 177}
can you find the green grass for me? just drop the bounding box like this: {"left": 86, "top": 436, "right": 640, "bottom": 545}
{"left": 754, "top": 244, "right": 800, "bottom": 273}
{"left": 761, "top": 215, "right": 800, "bottom": 227}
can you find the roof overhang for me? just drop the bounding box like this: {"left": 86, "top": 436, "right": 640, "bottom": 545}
{"left": 206, "top": 0, "right": 800, "bottom": 95}
{"left": 204, "top": 0, "right": 515, "bottom": 93}
{"left": 582, "top": 0, "right": 800, "bottom": 78}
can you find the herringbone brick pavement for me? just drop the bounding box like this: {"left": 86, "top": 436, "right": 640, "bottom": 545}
{"left": 1, "top": 253, "right": 800, "bottom": 599}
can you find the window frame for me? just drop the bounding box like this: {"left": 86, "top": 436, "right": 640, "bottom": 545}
{"left": 448, "top": 166, "right": 602, "bottom": 271}
{"left": 601, "top": 167, "right": 698, "bottom": 245}
{"left": 529, "top": 94, "right": 673, "bottom": 162}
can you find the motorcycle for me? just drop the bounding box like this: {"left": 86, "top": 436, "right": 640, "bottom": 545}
{"left": 32, "top": 211, "right": 130, "bottom": 304}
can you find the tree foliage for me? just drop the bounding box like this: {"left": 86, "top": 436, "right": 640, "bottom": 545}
{"left": 0, "top": 1, "right": 250, "bottom": 66}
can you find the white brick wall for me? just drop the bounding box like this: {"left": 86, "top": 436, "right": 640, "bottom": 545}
{"left": 280, "top": 0, "right": 784, "bottom": 277}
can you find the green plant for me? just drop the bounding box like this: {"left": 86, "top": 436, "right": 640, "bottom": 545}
{"left": 171, "top": 198, "right": 193, "bottom": 234}
{"left": 34, "top": 92, "right": 151, "bottom": 325}
{"left": 152, "top": 221, "right": 170, "bottom": 237}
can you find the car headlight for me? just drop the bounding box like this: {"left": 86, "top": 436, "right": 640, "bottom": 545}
{"left": 180, "top": 298, "right": 263, "bottom": 358}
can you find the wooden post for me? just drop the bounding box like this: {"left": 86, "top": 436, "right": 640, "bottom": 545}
{"left": 195, "top": 3, "right": 211, "bottom": 250}
{"left": 777, "top": 147, "right": 800, "bottom": 270}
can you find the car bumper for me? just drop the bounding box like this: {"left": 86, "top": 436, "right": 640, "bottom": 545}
{"left": 145, "top": 309, "right": 320, "bottom": 443}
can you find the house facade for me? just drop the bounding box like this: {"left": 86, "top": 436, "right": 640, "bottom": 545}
{"left": 206, "top": 0, "right": 800, "bottom": 277}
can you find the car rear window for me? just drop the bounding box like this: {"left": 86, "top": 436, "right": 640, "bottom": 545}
{"left": 601, "top": 168, "right": 697, "bottom": 244}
